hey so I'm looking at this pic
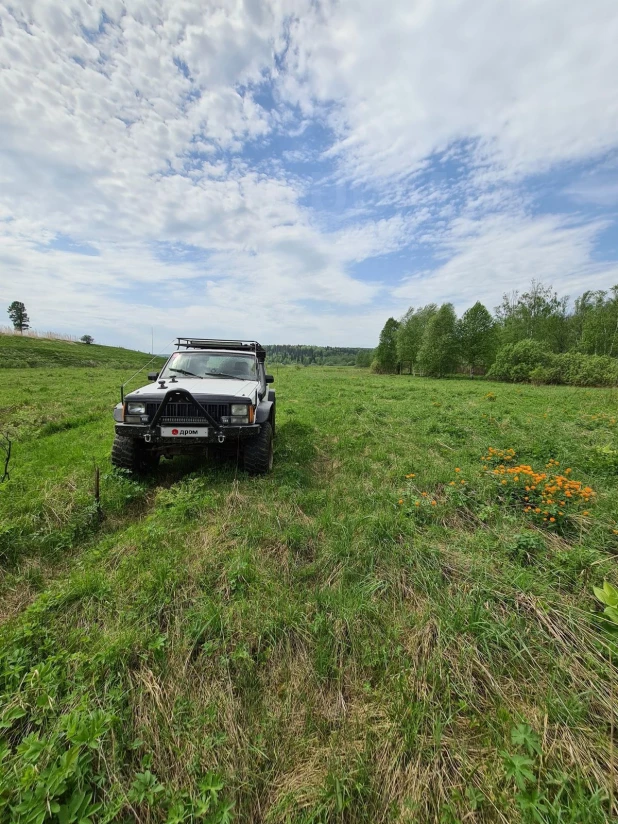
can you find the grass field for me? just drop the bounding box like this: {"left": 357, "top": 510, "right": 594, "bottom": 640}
{"left": 0, "top": 332, "right": 164, "bottom": 370}
{"left": 1, "top": 343, "right": 617, "bottom": 823}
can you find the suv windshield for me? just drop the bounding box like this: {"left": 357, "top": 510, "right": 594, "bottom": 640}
{"left": 160, "top": 352, "right": 258, "bottom": 381}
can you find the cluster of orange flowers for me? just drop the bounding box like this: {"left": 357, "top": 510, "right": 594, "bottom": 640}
{"left": 483, "top": 448, "right": 595, "bottom": 526}
{"left": 583, "top": 413, "right": 617, "bottom": 426}
{"left": 482, "top": 446, "right": 516, "bottom": 463}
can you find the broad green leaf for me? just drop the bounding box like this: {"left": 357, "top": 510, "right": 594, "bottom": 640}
{"left": 594, "top": 582, "right": 618, "bottom": 607}
{"left": 0, "top": 705, "right": 27, "bottom": 730}
{"left": 604, "top": 605, "right": 618, "bottom": 625}
{"left": 501, "top": 752, "right": 536, "bottom": 790}
{"left": 511, "top": 723, "right": 541, "bottom": 757}
{"left": 603, "top": 581, "right": 618, "bottom": 607}
{"left": 593, "top": 585, "right": 607, "bottom": 604}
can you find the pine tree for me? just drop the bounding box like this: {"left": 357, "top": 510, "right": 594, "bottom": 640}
{"left": 417, "top": 303, "right": 459, "bottom": 377}
{"left": 7, "top": 301, "right": 30, "bottom": 333}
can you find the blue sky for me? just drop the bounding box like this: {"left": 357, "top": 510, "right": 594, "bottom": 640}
{"left": 1, "top": 0, "right": 618, "bottom": 351}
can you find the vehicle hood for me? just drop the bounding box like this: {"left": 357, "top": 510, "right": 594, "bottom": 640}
{"left": 126, "top": 378, "right": 259, "bottom": 401}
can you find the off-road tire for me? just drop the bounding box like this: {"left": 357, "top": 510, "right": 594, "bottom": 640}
{"left": 111, "top": 434, "right": 158, "bottom": 474}
{"left": 243, "top": 422, "right": 273, "bottom": 475}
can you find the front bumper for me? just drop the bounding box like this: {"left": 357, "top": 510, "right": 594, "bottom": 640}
{"left": 115, "top": 423, "right": 260, "bottom": 445}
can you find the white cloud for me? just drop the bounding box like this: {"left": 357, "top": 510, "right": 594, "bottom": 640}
{"left": 394, "top": 213, "right": 618, "bottom": 313}
{"left": 0, "top": 235, "right": 390, "bottom": 348}
{"left": 1, "top": 0, "right": 618, "bottom": 347}
{"left": 283, "top": 0, "right": 618, "bottom": 184}
{"left": 566, "top": 178, "right": 618, "bottom": 207}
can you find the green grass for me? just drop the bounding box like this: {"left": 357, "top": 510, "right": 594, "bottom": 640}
{"left": 0, "top": 332, "right": 165, "bottom": 369}
{"left": 1, "top": 363, "right": 617, "bottom": 823}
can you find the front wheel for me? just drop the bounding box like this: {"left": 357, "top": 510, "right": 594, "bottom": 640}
{"left": 111, "top": 434, "right": 159, "bottom": 474}
{"left": 243, "top": 422, "right": 273, "bottom": 475}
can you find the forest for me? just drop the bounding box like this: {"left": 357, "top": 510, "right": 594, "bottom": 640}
{"left": 264, "top": 344, "right": 372, "bottom": 366}
{"left": 373, "top": 281, "right": 618, "bottom": 386}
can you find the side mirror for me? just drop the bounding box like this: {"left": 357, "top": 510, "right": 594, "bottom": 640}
{"left": 148, "top": 372, "right": 159, "bottom": 382}
{"left": 265, "top": 374, "right": 274, "bottom": 384}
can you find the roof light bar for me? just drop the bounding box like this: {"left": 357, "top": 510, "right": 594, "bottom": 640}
{"left": 175, "top": 338, "right": 266, "bottom": 360}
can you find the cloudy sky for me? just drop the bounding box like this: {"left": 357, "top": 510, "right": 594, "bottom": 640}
{"left": 1, "top": 0, "right": 618, "bottom": 350}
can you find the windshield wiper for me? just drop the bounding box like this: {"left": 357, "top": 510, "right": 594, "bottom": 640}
{"left": 207, "top": 372, "right": 251, "bottom": 380}
{"left": 168, "top": 368, "right": 203, "bottom": 378}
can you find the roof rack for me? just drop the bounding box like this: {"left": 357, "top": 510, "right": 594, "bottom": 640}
{"left": 175, "top": 338, "right": 266, "bottom": 361}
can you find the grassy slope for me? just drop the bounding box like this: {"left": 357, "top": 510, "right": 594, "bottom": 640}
{"left": 1, "top": 365, "right": 617, "bottom": 823}
{"left": 0, "top": 332, "right": 165, "bottom": 369}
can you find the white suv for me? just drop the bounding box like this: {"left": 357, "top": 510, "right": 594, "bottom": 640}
{"left": 111, "top": 339, "right": 275, "bottom": 474}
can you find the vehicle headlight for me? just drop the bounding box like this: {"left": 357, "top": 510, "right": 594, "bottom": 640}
{"left": 222, "top": 403, "right": 250, "bottom": 425}
{"left": 127, "top": 402, "right": 146, "bottom": 415}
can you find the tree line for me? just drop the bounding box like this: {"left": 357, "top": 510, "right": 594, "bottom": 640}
{"left": 372, "top": 282, "right": 618, "bottom": 386}
{"left": 265, "top": 344, "right": 372, "bottom": 366}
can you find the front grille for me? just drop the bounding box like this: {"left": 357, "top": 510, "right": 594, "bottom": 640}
{"left": 145, "top": 401, "right": 230, "bottom": 423}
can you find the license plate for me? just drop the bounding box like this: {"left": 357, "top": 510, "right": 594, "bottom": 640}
{"left": 161, "top": 426, "right": 209, "bottom": 438}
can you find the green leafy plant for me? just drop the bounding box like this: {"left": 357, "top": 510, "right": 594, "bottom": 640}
{"left": 515, "top": 787, "right": 550, "bottom": 821}
{"left": 593, "top": 580, "right": 618, "bottom": 625}
{"left": 128, "top": 770, "right": 165, "bottom": 805}
{"left": 501, "top": 752, "right": 536, "bottom": 791}
{"left": 506, "top": 533, "right": 545, "bottom": 565}
{"left": 163, "top": 773, "right": 232, "bottom": 823}
{"left": 501, "top": 723, "right": 553, "bottom": 822}
{"left": 510, "top": 723, "right": 542, "bottom": 758}
{"left": 0, "top": 715, "right": 108, "bottom": 824}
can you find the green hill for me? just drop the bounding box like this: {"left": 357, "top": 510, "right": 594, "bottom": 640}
{"left": 0, "top": 333, "right": 165, "bottom": 369}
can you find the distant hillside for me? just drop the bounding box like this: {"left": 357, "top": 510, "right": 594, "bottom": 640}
{"left": 0, "top": 333, "right": 165, "bottom": 370}
{"left": 265, "top": 344, "right": 373, "bottom": 366}
{"left": 0, "top": 334, "right": 373, "bottom": 370}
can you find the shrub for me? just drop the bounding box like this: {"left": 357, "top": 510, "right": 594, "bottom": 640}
{"left": 370, "top": 359, "right": 396, "bottom": 374}
{"left": 557, "top": 352, "right": 618, "bottom": 387}
{"left": 488, "top": 340, "right": 552, "bottom": 382}
{"left": 489, "top": 342, "right": 618, "bottom": 386}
